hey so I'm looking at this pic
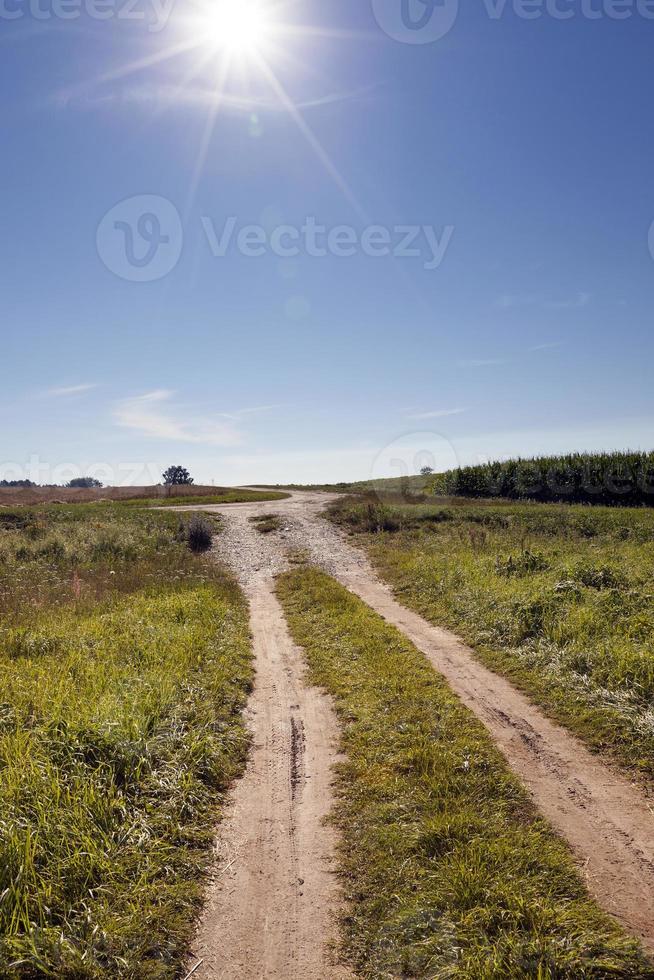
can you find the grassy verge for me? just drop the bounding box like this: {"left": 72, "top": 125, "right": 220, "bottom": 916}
{"left": 257, "top": 477, "right": 430, "bottom": 495}
{"left": 123, "top": 489, "right": 288, "bottom": 507}
{"left": 277, "top": 568, "right": 652, "bottom": 978}
{"left": 0, "top": 505, "right": 253, "bottom": 977}
{"left": 329, "top": 496, "right": 654, "bottom": 780}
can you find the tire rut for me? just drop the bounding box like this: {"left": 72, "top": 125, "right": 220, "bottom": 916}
{"left": 186, "top": 550, "right": 350, "bottom": 979}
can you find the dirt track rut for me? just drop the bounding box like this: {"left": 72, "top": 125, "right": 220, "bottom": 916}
{"left": 187, "top": 530, "right": 349, "bottom": 977}
{"left": 177, "top": 491, "right": 654, "bottom": 964}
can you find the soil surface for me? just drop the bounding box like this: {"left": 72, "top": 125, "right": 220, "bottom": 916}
{"left": 176, "top": 490, "right": 654, "bottom": 967}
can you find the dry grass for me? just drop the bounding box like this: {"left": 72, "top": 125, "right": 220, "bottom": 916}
{"left": 0, "top": 486, "right": 287, "bottom": 506}
{"left": 249, "top": 514, "right": 283, "bottom": 535}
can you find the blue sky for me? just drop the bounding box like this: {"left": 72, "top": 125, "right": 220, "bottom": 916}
{"left": 2, "top": 0, "right": 653, "bottom": 485}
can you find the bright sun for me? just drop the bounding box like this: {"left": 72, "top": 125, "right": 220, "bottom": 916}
{"left": 200, "top": 1, "right": 271, "bottom": 56}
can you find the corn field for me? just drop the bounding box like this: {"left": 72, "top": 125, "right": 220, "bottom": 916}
{"left": 439, "top": 451, "right": 654, "bottom": 506}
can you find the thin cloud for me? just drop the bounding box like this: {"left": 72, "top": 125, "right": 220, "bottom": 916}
{"left": 497, "top": 291, "right": 590, "bottom": 311}
{"left": 220, "top": 405, "right": 281, "bottom": 421}
{"left": 457, "top": 358, "right": 505, "bottom": 368}
{"left": 114, "top": 390, "right": 242, "bottom": 447}
{"left": 53, "top": 84, "right": 376, "bottom": 115}
{"left": 530, "top": 342, "right": 565, "bottom": 352}
{"left": 406, "top": 408, "right": 467, "bottom": 420}
{"left": 497, "top": 292, "right": 541, "bottom": 310}
{"left": 545, "top": 291, "right": 590, "bottom": 310}
{"left": 44, "top": 383, "right": 98, "bottom": 398}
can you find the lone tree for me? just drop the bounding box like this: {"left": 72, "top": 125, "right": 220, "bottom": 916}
{"left": 163, "top": 465, "right": 194, "bottom": 486}
{"left": 67, "top": 477, "right": 103, "bottom": 489}
{"left": 420, "top": 466, "right": 434, "bottom": 477}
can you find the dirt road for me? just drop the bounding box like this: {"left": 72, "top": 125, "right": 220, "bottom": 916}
{"left": 187, "top": 528, "right": 349, "bottom": 978}
{"left": 178, "top": 490, "right": 654, "bottom": 964}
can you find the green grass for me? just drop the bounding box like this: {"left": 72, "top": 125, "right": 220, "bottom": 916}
{"left": 122, "top": 489, "right": 289, "bottom": 507}
{"left": 0, "top": 505, "right": 253, "bottom": 977}
{"left": 258, "top": 477, "right": 431, "bottom": 495}
{"left": 277, "top": 569, "right": 651, "bottom": 978}
{"left": 0, "top": 505, "right": 205, "bottom": 622}
{"left": 249, "top": 514, "right": 283, "bottom": 534}
{"left": 329, "top": 495, "right": 654, "bottom": 780}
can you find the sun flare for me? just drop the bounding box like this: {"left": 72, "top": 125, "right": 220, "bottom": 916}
{"left": 197, "top": 0, "right": 272, "bottom": 56}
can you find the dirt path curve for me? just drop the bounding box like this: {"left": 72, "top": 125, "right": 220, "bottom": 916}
{"left": 175, "top": 490, "right": 654, "bottom": 955}
{"left": 185, "top": 511, "right": 351, "bottom": 978}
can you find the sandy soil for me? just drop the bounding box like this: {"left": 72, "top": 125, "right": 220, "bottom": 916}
{"left": 176, "top": 491, "right": 654, "bottom": 961}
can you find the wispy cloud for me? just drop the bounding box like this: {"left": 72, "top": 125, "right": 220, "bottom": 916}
{"left": 44, "top": 383, "right": 97, "bottom": 398}
{"left": 530, "top": 341, "right": 565, "bottom": 352}
{"left": 497, "top": 291, "right": 590, "bottom": 311}
{"left": 545, "top": 291, "right": 590, "bottom": 310}
{"left": 114, "top": 390, "right": 243, "bottom": 446}
{"left": 457, "top": 358, "right": 505, "bottom": 368}
{"left": 406, "top": 408, "right": 467, "bottom": 421}
{"left": 497, "top": 292, "right": 541, "bottom": 310}
{"left": 220, "top": 405, "right": 281, "bottom": 421}
{"left": 53, "top": 84, "right": 376, "bottom": 115}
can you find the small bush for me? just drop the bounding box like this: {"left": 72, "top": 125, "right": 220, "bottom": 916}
{"left": 249, "top": 514, "right": 282, "bottom": 535}
{"left": 0, "top": 512, "right": 31, "bottom": 530}
{"left": 571, "top": 561, "right": 628, "bottom": 590}
{"left": 495, "top": 550, "right": 550, "bottom": 578}
{"left": 90, "top": 538, "right": 137, "bottom": 562}
{"left": 186, "top": 516, "right": 214, "bottom": 553}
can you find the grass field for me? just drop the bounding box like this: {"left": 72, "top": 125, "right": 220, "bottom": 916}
{"left": 258, "top": 477, "right": 431, "bottom": 495}
{"left": 277, "top": 569, "right": 652, "bottom": 978}
{"left": 0, "top": 504, "right": 253, "bottom": 977}
{"left": 123, "top": 489, "right": 288, "bottom": 508}
{"left": 330, "top": 494, "right": 654, "bottom": 780}
{"left": 0, "top": 485, "right": 287, "bottom": 507}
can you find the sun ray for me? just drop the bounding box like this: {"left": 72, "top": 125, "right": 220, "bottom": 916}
{"left": 184, "top": 53, "right": 234, "bottom": 217}
{"left": 151, "top": 44, "right": 218, "bottom": 121}
{"left": 66, "top": 0, "right": 372, "bottom": 228}
{"left": 88, "top": 38, "right": 202, "bottom": 89}
{"left": 253, "top": 51, "right": 369, "bottom": 222}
